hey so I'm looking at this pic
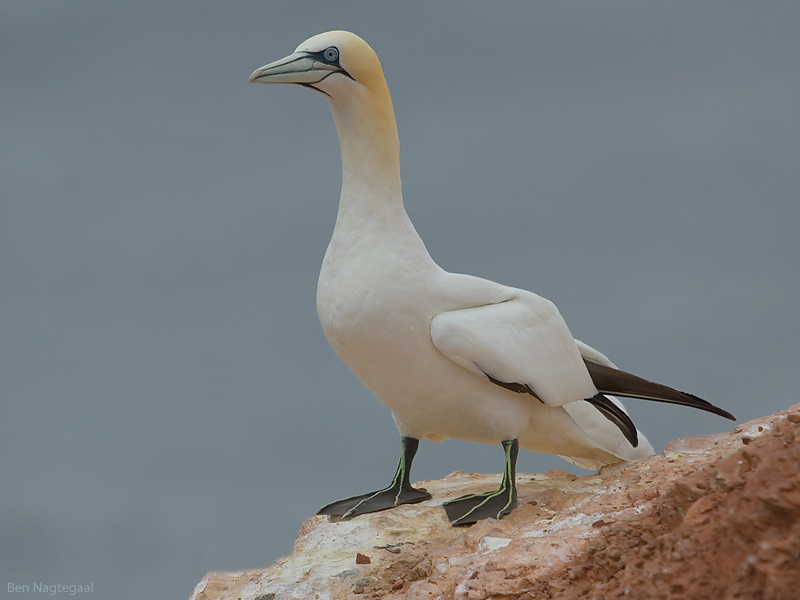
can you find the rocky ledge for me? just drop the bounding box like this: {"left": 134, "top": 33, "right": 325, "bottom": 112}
{"left": 190, "top": 404, "right": 800, "bottom": 600}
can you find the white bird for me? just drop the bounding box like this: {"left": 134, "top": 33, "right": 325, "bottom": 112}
{"left": 249, "top": 31, "right": 734, "bottom": 525}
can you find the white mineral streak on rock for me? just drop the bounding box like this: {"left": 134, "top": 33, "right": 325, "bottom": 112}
{"left": 187, "top": 577, "right": 208, "bottom": 600}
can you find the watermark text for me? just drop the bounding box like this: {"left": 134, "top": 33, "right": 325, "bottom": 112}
{"left": 8, "top": 582, "right": 94, "bottom": 595}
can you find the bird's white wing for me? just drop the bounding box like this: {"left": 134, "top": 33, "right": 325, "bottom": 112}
{"left": 430, "top": 292, "right": 597, "bottom": 407}
{"left": 574, "top": 339, "right": 618, "bottom": 369}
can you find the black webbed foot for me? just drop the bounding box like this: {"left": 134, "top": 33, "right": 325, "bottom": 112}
{"left": 442, "top": 439, "right": 519, "bottom": 526}
{"left": 317, "top": 482, "right": 431, "bottom": 519}
{"left": 316, "top": 436, "right": 431, "bottom": 519}
{"left": 443, "top": 486, "right": 517, "bottom": 526}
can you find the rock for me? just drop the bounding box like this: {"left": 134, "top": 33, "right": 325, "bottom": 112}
{"left": 189, "top": 404, "right": 800, "bottom": 600}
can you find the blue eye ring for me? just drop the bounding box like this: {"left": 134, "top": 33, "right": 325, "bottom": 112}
{"left": 323, "top": 47, "right": 339, "bottom": 63}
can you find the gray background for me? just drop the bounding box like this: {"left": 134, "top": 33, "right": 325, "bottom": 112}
{"left": 3, "top": 2, "right": 799, "bottom": 598}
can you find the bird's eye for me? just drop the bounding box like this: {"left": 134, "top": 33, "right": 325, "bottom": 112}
{"left": 323, "top": 47, "right": 339, "bottom": 63}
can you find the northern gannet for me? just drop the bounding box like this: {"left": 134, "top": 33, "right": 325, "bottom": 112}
{"left": 249, "top": 31, "right": 735, "bottom": 525}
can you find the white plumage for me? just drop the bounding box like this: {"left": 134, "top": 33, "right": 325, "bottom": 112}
{"left": 249, "top": 31, "right": 732, "bottom": 524}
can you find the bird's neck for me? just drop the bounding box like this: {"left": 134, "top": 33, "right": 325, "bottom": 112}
{"left": 328, "top": 85, "right": 404, "bottom": 221}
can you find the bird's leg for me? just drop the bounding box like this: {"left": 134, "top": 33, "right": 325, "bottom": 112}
{"left": 443, "top": 439, "right": 519, "bottom": 526}
{"left": 316, "top": 436, "right": 432, "bottom": 519}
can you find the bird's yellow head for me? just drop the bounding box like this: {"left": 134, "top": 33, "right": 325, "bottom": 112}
{"left": 250, "top": 30, "right": 401, "bottom": 191}
{"left": 249, "top": 31, "right": 388, "bottom": 100}
{"left": 250, "top": 31, "right": 400, "bottom": 181}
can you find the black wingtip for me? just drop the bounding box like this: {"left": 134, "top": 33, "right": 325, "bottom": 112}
{"left": 583, "top": 359, "right": 736, "bottom": 421}
{"left": 586, "top": 393, "right": 639, "bottom": 447}
{"left": 680, "top": 390, "right": 736, "bottom": 420}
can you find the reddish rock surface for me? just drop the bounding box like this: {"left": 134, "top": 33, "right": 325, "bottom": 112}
{"left": 190, "top": 405, "right": 800, "bottom": 600}
{"left": 553, "top": 410, "right": 800, "bottom": 600}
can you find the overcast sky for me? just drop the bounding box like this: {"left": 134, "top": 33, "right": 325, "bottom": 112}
{"left": 3, "top": 2, "right": 799, "bottom": 598}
